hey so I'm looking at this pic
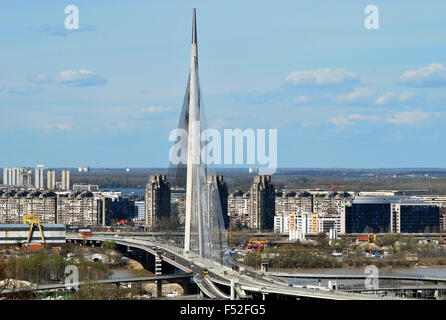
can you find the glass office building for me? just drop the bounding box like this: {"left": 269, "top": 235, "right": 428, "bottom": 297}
{"left": 399, "top": 205, "right": 439, "bottom": 233}
{"left": 345, "top": 203, "right": 391, "bottom": 233}
{"left": 343, "top": 197, "right": 440, "bottom": 233}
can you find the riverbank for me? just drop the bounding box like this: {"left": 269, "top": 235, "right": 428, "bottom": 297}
{"left": 109, "top": 259, "right": 183, "bottom": 297}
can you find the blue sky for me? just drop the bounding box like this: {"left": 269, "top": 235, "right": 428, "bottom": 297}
{"left": 0, "top": 1, "right": 445, "bottom": 168}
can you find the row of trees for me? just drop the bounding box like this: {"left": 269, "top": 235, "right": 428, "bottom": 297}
{"left": 244, "top": 246, "right": 342, "bottom": 269}
{"left": 242, "top": 232, "right": 446, "bottom": 269}
{"left": 0, "top": 247, "right": 113, "bottom": 289}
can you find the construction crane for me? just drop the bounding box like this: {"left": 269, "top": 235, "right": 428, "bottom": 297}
{"left": 367, "top": 234, "right": 378, "bottom": 255}
{"left": 244, "top": 238, "right": 268, "bottom": 258}
{"left": 22, "top": 214, "right": 45, "bottom": 249}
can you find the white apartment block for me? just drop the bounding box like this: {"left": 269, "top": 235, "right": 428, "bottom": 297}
{"left": 0, "top": 190, "right": 102, "bottom": 226}
{"left": 35, "top": 165, "right": 44, "bottom": 189}
{"left": 3, "top": 168, "right": 33, "bottom": 188}
{"left": 274, "top": 210, "right": 341, "bottom": 238}
{"left": 47, "top": 170, "right": 56, "bottom": 190}
{"left": 228, "top": 191, "right": 250, "bottom": 227}
{"left": 61, "top": 170, "right": 70, "bottom": 191}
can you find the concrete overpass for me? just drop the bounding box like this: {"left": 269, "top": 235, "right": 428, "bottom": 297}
{"left": 345, "top": 284, "right": 446, "bottom": 292}
{"left": 1, "top": 273, "right": 193, "bottom": 294}
{"left": 265, "top": 271, "right": 446, "bottom": 283}
{"left": 66, "top": 234, "right": 413, "bottom": 300}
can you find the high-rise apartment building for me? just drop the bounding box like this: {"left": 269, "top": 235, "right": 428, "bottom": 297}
{"left": 61, "top": 170, "right": 70, "bottom": 191}
{"left": 56, "top": 192, "right": 101, "bottom": 226}
{"left": 228, "top": 190, "right": 250, "bottom": 228}
{"left": 249, "top": 175, "right": 275, "bottom": 230}
{"left": 0, "top": 190, "right": 110, "bottom": 227}
{"left": 47, "top": 170, "right": 56, "bottom": 190}
{"left": 2, "top": 168, "right": 7, "bottom": 185}
{"left": 215, "top": 175, "right": 229, "bottom": 229}
{"left": 35, "top": 165, "right": 44, "bottom": 189}
{"left": 18, "top": 169, "right": 32, "bottom": 188}
{"left": 0, "top": 191, "right": 57, "bottom": 224}
{"left": 170, "top": 189, "right": 186, "bottom": 224}
{"left": 145, "top": 175, "right": 171, "bottom": 229}
{"left": 3, "top": 168, "right": 32, "bottom": 187}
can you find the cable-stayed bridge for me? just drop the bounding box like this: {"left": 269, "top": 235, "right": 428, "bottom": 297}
{"left": 68, "top": 10, "right": 417, "bottom": 301}
{"left": 10, "top": 10, "right": 432, "bottom": 301}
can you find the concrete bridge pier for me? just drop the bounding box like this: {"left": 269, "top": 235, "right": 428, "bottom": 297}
{"left": 115, "top": 283, "right": 120, "bottom": 296}
{"left": 154, "top": 250, "right": 162, "bottom": 298}
{"left": 181, "top": 277, "right": 191, "bottom": 295}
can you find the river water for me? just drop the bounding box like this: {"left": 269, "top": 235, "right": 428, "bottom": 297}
{"left": 100, "top": 188, "right": 184, "bottom": 197}
{"left": 100, "top": 188, "right": 145, "bottom": 196}
{"left": 109, "top": 268, "right": 154, "bottom": 279}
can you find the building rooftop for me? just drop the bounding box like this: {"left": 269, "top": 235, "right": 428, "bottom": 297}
{"left": 0, "top": 224, "right": 65, "bottom": 230}
{"left": 351, "top": 196, "right": 427, "bottom": 204}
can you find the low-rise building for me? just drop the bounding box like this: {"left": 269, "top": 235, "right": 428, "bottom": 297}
{"left": 72, "top": 184, "right": 99, "bottom": 192}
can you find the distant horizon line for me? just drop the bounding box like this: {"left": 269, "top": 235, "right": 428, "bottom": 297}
{"left": 3, "top": 167, "right": 446, "bottom": 171}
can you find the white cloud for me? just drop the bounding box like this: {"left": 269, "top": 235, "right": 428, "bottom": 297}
{"left": 285, "top": 68, "right": 359, "bottom": 87}
{"left": 328, "top": 116, "right": 349, "bottom": 128}
{"left": 42, "top": 122, "right": 72, "bottom": 131}
{"left": 333, "top": 87, "right": 375, "bottom": 104}
{"left": 142, "top": 106, "right": 172, "bottom": 113}
{"left": 53, "top": 70, "right": 107, "bottom": 87}
{"left": 329, "top": 109, "right": 441, "bottom": 129}
{"left": 375, "top": 91, "right": 415, "bottom": 105}
{"left": 400, "top": 63, "right": 446, "bottom": 87}
{"left": 293, "top": 95, "right": 310, "bottom": 104}
{"left": 28, "top": 70, "right": 107, "bottom": 87}
{"left": 376, "top": 92, "right": 395, "bottom": 105}
{"left": 130, "top": 106, "right": 176, "bottom": 121}
{"left": 398, "top": 91, "right": 415, "bottom": 102}
{"left": 329, "top": 113, "right": 379, "bottom": 129}
{"left": 386, "top": 109, "right": 439, "bottom": 124}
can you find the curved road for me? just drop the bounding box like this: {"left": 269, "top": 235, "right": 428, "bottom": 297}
{"left": 67, "top": 235, "right": 414, "bottom": 300}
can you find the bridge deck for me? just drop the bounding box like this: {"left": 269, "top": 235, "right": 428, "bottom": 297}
{"left": 265, "top": 271, "right": 446, "bottom": 283}
{"left": 65, "top": 235, "right": 420, "bottom": 300}
{"left": 1, "top": 273, "right": 192, "bottom": 294}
